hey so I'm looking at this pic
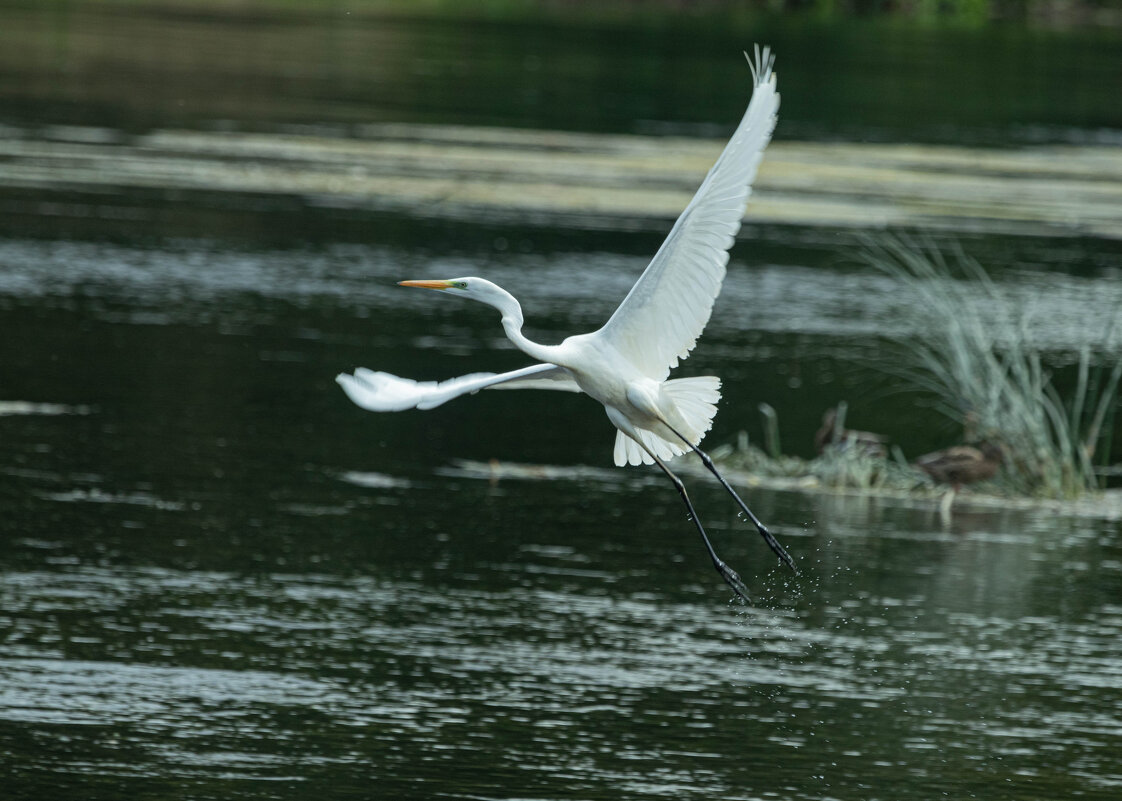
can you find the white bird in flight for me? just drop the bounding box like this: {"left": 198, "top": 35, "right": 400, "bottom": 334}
{"left": 338, "top": 47, "right": 794, "bottom": 602}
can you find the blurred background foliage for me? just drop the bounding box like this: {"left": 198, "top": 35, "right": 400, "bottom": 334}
{"left": 36, "top": 0, "right": 1122, "bottom": 29}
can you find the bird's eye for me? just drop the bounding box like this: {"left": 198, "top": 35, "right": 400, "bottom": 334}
{"left": 455, "top": 281, "right": 468, "bottom": 289}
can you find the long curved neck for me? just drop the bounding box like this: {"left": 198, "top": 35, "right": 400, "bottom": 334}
{"left": 486, "top": 286, "right": 561, "bottom": 365}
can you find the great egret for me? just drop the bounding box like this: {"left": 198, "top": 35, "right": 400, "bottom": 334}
{"left": 338, "top": 47, "right": 794, "bottom": 602}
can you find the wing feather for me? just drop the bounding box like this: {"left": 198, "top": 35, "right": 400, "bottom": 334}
{"left": 592, "top": 47, "right": 780, "bottom": 380}
{"left": 336, "top": 363, "right": 579, "bottom": 412}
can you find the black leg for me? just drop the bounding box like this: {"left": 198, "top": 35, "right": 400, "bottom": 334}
{"left": 667, "top": 425, "right": 797, "bottom": 573}
{"left": 647, "top": 451, "right": 753, "bottom": 604}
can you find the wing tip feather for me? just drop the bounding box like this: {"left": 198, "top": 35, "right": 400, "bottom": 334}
{"left": 745, "top": 44, "right": 775, "bottom": 89}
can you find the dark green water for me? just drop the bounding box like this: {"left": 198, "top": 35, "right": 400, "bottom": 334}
{"left": 2, "top": 6, "right": 1122, "bottom": 800}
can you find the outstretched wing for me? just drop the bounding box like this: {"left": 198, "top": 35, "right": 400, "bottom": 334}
{"left": 592, "top": 47, "right": 780, "bottom": 381}
{"left": 336, "top": 363, "right": 579, "bottom": 412}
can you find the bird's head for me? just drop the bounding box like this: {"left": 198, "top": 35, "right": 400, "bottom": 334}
{"left": 398, "top": 277, "right": 518, "bottom": 315}
{"left": 399, "top": 276, "right": 484, "bottom": 295}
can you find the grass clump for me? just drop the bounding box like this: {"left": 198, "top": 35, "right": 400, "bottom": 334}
{"left": 710, "top": 404, "right": 924, "bottom": 493}
{"left": 861, "top": 236, "right": 1121, "bottom": 499}
{"left": 712, "top": 239, "right": 1120, "bottom": 502}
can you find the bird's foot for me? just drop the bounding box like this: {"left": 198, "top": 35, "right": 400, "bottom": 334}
{"left": 715, "top": 559, "right": 753, "bottom": 605}
{"left": 756, "top": 522, "right": 797, "bottom": 574}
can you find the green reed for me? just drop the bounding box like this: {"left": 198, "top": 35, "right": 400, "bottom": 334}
{"left": 862, "top": 236, "right": 1121, "bottom": 499}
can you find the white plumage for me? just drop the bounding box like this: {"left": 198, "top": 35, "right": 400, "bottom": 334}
{"left": 336, "top": 48, "right": 793, "bottom": 602}
{"left": 596, "top": 49, "right": 778, "bottom": 382}
{"left": 339, "top": 47, "right": 778, "bottom": 466}
{"left": 338, "top": 364, "right": 579, "bottom": 412}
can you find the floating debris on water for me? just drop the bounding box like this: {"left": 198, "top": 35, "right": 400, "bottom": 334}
{"left": 1, "top": 124, "right": 1119, "bottom": 238}
{"left": 0, "top": 401, "right": 91, "bottom": 416}
{"left": 338, "top": 471, "right": 412, "bottom": 490}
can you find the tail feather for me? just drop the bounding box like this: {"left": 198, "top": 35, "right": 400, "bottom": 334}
{"left": 612, "top": 376, "right": 722, "bottom": 467}
{"left": 614, "top": 426, "right": 687, "bottom": 467}
{"left": 663, "top": 375, "right": 721, "bottom": 445}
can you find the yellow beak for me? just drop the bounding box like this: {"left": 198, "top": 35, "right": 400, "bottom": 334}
{"left": 398, "top": 279, "right": 453, "bottom": 290}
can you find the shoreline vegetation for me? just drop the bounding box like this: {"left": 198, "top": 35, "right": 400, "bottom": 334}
{"left": 712, "top": 239, "right": 1122, "bottom": 504}
{"left": 23, "top": 0, "right": 1122, "bottom": 31}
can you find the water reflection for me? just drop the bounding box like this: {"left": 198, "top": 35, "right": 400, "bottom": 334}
{"left": 3, "top": 6, "right": 1121, "bottom": 143}
{"left": 2, "top": 236, "right": 1120, "bottom": 348}
{"left": 3, "top": 499, "right": 1120, "bottom": 798}
{"left": 2, "top": 227, "right": 1122, "bottom": 794}
{"left": 3, "top": 212, "right": 1122, "bottom": 800}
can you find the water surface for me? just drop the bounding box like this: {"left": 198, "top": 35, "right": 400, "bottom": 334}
{"left": 2, "top": 6, "right": 1122, "bottom": 801}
